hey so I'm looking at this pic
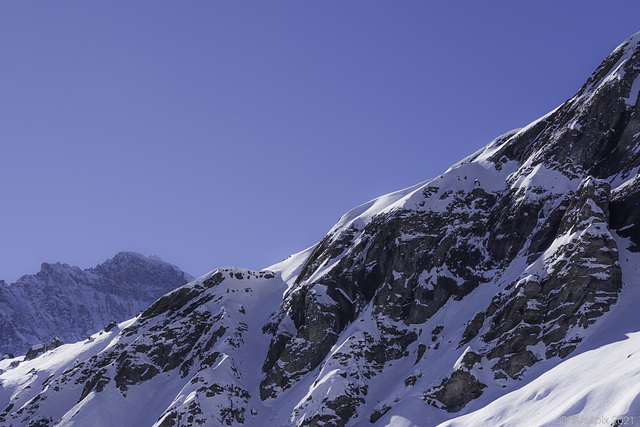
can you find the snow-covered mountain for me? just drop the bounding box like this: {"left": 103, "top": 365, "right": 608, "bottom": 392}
{"left": 0, "top": 252, "right": 193, "bottom": 357}
{"left": 2, "top": 31, "right": 640, "bottom": 426}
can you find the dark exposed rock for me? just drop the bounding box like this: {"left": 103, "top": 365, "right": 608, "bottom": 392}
{"left": 610, "top": 175, "right": 640, "bottom": 250}
{"left": 261, "top": 190, "right": 501, "bottom": 399}
{"left": 461, "top": 312, "right": 485, "bottom": 345}
{"left": 141, "top": 286, "right": 201, "bottom": 318}
{"left": 45, "top": 337, "right": 63, "bottom": 352}
{"left": 425, "top": 370, "right": 487, "bottom": 413}
{"left": 470, "top": 177, "right": 623, "bottom": 379}
{"left": 24, "top": 344, "right": 45, "bottom": 361}
{"left": 78, "top": 367, "right": 110, "bottom": 402}
{"left": 415, "top": 343, "right": 427, "bottom": 364}
{"left": 156, "top": 411, "right": 177, "bottom": 427}
{"left": 370, "top": 404, "right": 392, "bottom": 423}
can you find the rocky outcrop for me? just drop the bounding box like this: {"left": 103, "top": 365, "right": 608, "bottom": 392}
{"left": 24, "top": 344, "right": 45, "bottom": 361}
{"left": 425, "top": 370, "right": 487, "bottom": 413}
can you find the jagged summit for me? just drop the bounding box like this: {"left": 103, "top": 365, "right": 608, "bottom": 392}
{"left": 94, "top": 251, "right": 177, "bottom": 269}
{"left": 89, "top": 251, "right": 192, "bottom": 294}
{"left": 1, "top": 32, "right": 640, "bottom": 427}
{"left": 0, "top": 252, "right": 192, "bottom": 356}
{"left": 489, "top": 31, "right": 640, "bottom": 180}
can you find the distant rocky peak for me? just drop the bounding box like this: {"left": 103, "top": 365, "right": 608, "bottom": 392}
{"left": 90, "top": 251, "right": 192, "bottom": 282}
{"left": 0, "top": 252, "right": 192, "bottom": 356}
{"left": 28, "top": 261, "right": 87, "bottom": 285}
{"left": 95, "top": 251, "right": 161, "bottom": 269}
{"left": 39, "top": 261, "right": 73, "bottom": 272}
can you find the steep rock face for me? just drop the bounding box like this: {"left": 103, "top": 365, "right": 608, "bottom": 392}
{"left": 1, "top": 32, "right": 640, "bottom": 427}
{"left": 258, "top": 32, "right": 640, "bottom": 420}
{"left": 0, "top": 252, "right": 192, "bottom": 356}
{"left": 444, "top": 176, "right": 622, "bottom": 404}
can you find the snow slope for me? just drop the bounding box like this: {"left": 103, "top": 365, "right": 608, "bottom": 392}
{"left": 438, "top": 232, "right": 640, "bottom": 427}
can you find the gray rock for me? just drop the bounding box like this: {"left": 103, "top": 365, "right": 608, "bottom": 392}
{"left": 24, "top": 344, "right": 45, "bottom": 361}
{"left": 0, "top": 252, "right": 192, "bottom": 356}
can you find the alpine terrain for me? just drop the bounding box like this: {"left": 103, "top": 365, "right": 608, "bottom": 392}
{"left": 2, "top": 32, "right": 640, "bottom": 426}
{"left": 0, "top": 252, "right": 193, "bottom": 358}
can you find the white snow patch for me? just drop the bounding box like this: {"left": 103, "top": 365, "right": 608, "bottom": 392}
{"left": 625, "top": 73, "right": 640, "bottom": 106}
{"left": 453, "top": 346, "right": 471, "bottom": 371}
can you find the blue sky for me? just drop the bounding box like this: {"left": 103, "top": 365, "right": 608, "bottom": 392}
{"left": 2, "top": 1, "right": 640, "bottom": 282}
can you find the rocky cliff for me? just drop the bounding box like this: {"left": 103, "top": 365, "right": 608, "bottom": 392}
{"left": 1, "top": 32, "right": 640, "bottom": 426}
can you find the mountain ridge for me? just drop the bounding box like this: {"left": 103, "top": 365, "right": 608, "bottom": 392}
{"left": 1, "top": 31, "right": 640, "bottom": 426}
{"left": 0, "top": 251, "right": 193, "bottom": 357}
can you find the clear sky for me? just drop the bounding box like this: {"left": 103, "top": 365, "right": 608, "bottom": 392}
{"left": 2, "top": 1, "right": 640, "bottom": 283}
